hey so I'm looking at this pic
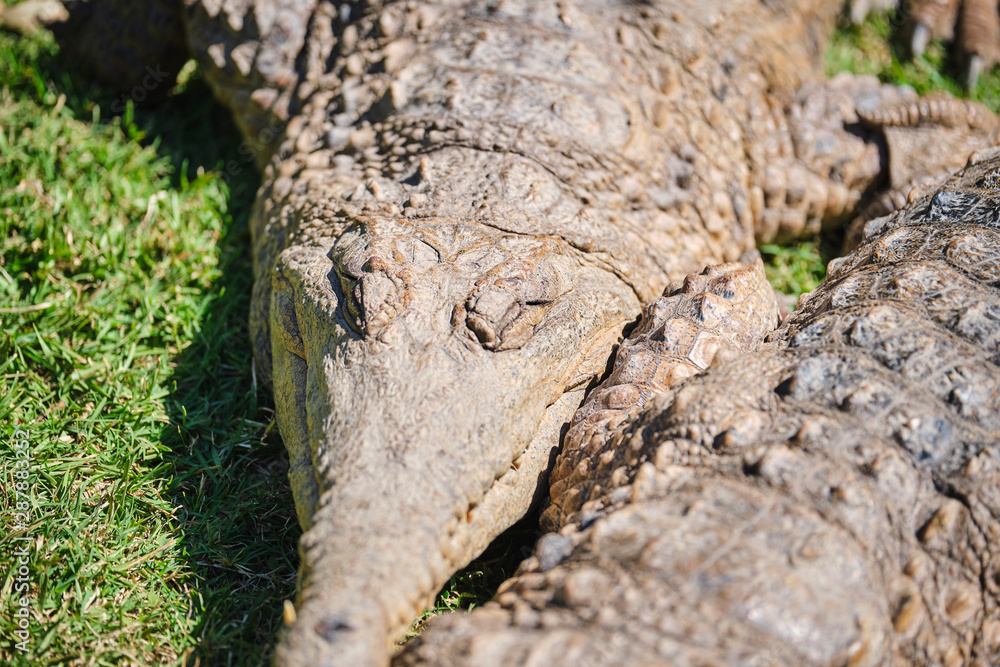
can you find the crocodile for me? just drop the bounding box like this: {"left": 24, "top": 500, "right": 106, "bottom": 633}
{"left": 32, "top": 0, "right": 1000, "bottom": 665}
{"left": 398, "top": 147, "right": 1000, "bottom": 667}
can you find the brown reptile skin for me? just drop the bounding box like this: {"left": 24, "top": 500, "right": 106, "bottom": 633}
{"left": 398, "top": 147, "right": 1000, "bottom": 667}
{"left": 543, "top": 259, "right": 780, "bottom": 530}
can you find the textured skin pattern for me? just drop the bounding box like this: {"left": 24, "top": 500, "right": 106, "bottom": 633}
{"left": 183, "top": 0, "right": 321, "bottom": 166}
{"left": 255, "top": 3, "right": 836, "bottom": 662}
{"left": 397, "top": 148, "right": 1000, "bottom": 667}
{"left": 542, "top": 259, "right": 780, "bottom": 530}
{"left": 847, "top": 93, "right": 1000, "bottom": 246}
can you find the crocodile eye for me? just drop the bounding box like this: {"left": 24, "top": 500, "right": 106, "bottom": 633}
{"left": 333, "top": 268, "right": 365, "bottom": 336}
{"left": 461, "top": 268, "right": 569, "bottom": 352}
{"left": 464, "top": 285, "right": 553, "bottom": 351}
{"left": 331, "top": 255, "right": 402, "bottom": 338}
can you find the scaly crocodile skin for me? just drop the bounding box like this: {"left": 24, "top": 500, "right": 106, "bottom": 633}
{"left": 543, "top": 259, "right": 780, "bottom": 530}
{"left": 398, "top": 147, "right": 1000, "bottom": 667}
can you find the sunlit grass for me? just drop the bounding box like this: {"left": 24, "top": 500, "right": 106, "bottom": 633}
{"left": 827, "top": 9, "right": 1000, "bottom": 111}
{"left": 0, "top": 27, "right": 297, "bottom": 666}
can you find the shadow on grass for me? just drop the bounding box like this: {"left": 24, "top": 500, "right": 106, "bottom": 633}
{"left": 134, "top": 84, "right": 302, "bottom": 665}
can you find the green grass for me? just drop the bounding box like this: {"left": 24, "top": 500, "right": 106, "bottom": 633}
{"left": 402, "top": 518, "right": 540, "bottom": 643}
{"left": 826, "top": 9, "right": 1000, "bottom": 110}
{"left": 760, "top": 241, "right": 830, "bottom": 306}
{"left": 2, "top": 8, "right": 999, "bottom": 666}
{"left": 0, "top": 28, "right": 297, "bottom": 666}
{"left": 0, "top": 22, "right": 534, "bottom": 666}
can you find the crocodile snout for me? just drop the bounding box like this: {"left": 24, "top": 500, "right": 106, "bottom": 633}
{"left": 267, "top": 215, "right": 639, "bottom": 665}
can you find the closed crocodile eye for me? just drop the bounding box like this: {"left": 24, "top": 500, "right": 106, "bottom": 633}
{"left": 333, "top": 267, "right": 364, "bottom": 336}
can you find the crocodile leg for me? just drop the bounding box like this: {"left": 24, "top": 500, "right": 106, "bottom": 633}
{"left": 908, "top": 0, "right": 1000, "bottom": 86}
{"left": 846, "top": 92, "right": 1000, "bottom": 245}
{"left": 44, "top": 0, "right": 189, "bottom": 99}
{"left": 397, "top": 147, "right": 1000, "bottom": 667}
{"left": 955, "top": 0, "right": 1000, "bottom": 86}
{"left": 748, "top": 72, "right": 1000, "bottom": 247}
{"left": 909, "top": 0, "right": 961, "bottom": 53}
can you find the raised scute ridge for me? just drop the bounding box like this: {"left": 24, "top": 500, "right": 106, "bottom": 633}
{"left": 543, "top": 258, "right": 779, "bottom": 531}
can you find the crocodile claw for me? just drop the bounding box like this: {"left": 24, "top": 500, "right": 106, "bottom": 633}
{"left": 965, "top": 53, "right": 985, "bottom": 89}
{"left": 853, "top": 0, "right": 1000, "bottom": 87}
{"left": 911, "top": 21, "right": 932, "bottom": 58}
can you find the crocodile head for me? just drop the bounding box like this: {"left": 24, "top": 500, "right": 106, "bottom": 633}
{"left": 267, "top": 211, "right": 639, "bottom": 665}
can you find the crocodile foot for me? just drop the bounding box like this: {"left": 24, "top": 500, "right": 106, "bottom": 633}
{"left": 39, "top": 0, "right": 189, "bottom": 100}
{"left": 849, "top": 0, "right": 1000, "bottom": 87}
{"left": 909, "top": 0, "right": 999, "bottom": 87}
{"left": 0, "top": 0, "right": 67, "bottom": 35}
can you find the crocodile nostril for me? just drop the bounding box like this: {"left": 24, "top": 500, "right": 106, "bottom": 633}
{"left": 312, "top": 616, "right": 353, "bottom": 642}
